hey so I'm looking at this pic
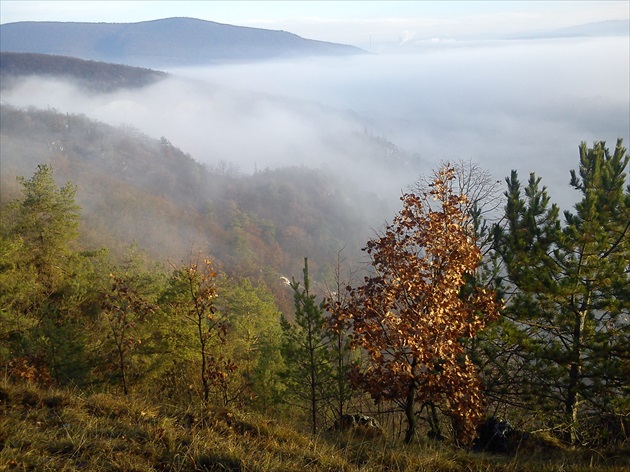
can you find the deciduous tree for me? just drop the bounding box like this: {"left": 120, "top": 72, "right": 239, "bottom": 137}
{"left": 101, "top": 273, "right": 156, "bottom": 395}
{"left": 323, "top": 249, "right": 359, "bottom": 423}
{"left": 161, "top": 255, "right": 234, "bottom": 404}
{"left": 336, "top": 165, "right": 500, "bottom": 444}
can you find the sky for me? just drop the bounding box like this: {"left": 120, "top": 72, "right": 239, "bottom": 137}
{"left": 1, "top": 1, "right": 628, "bottom": 48}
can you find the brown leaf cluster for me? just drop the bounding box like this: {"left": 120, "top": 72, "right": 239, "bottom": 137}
{"left": 339, "top": 165, "right": 500, "bottom": 444}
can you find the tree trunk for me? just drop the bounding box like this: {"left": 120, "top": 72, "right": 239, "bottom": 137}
{"left": 428, "top": 402, "right": 443, "bottom": 440}
{"left": 566, "top": 309, "right": 586, "bottom": 443}
{"left": 308, "top": 314, "right": 317, "bottom": 435}
{"left": 310, "top": 362, "right": 317, "bottom": 434}
{"left": 337, "top": 331, "right": 345, "bottom": 420}
{"left": 199, "top": 322, "right": 209, "bottom": 404}
{"left": 117, "top": 343, "right": 128, "bottom": 396}
{"left": 404, "top": 385, "right": 417, "bottom": 444}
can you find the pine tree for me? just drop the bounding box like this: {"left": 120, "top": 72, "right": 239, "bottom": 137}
{"left": 214, "top": 276, "right": 284, "bottom": 409}
{"left": 493, "top": 140, "right": 629, "bottom": 443}
{"left": 10, "top": 164, "right": 80, "bottom": 287}
{"left": 280, "top": 258, "right": 332, "bottom": 434}
{"left": 0, "top": 164, "right": 98, "bottom": 384}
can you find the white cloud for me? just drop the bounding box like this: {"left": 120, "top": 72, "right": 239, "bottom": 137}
{"left": 399, "top": 30, "right": 416, "bottom": 45}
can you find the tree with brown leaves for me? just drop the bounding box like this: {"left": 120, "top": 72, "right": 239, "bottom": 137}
{"left": 162, "top": 256, "right": 234, "bottom": 405}
{"left": 335, "top": 165, "right": 500, "bottom": 444}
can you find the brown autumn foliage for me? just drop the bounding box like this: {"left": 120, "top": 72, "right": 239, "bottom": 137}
{"left": 335, "top": 164, "right": 501, "bottom": 445}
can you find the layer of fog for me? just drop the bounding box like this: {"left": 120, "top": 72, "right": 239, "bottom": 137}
{"left": 2, "top": 36, "right": 628, "bottom": 213}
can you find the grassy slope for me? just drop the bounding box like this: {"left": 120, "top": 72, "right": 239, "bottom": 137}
{"left": 1, "top": 381, "right": 628, "bottom": 471}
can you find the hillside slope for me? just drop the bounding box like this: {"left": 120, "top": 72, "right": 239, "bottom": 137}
{"left": 0, "top": 17, "right": 365, "bottom": 68}
{"left": 0, "top": 104, "right": 386, "bottom": 311}
{"left": 1, "top": 381, "right": 624, "bottom": 471}
{"left": 0, "top": 52, "right": 167, "bottom": 92}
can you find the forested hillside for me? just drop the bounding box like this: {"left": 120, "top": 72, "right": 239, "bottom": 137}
{"left": 1, "top": 139, "right": 628, "bottom": 471}
{"left": 0, "top": 104, "right": 386, "bottom": 310}
{"left": 0, "top": 52, "right": 167, "bottom": 92}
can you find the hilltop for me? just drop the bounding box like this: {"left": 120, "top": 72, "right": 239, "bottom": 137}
{"left": 0, "top": 17, "right": 365, "bottom": 68}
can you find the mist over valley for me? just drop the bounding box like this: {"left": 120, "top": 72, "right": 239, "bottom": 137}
{"left": 1, "top": 19, "right": 628, "bottom": 285}
{"left": 2, "top": 32, "right": 627, "bottom": 212}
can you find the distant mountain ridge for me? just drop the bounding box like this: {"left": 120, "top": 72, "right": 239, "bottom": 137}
{"left": 508, "top": 19, "right": 629, "bottom": 40}
{"left": 0, "top": 52, "right": 167, "bottom": 92}
{"left": 0, "top": 17, "right": 365, "bottom": 67}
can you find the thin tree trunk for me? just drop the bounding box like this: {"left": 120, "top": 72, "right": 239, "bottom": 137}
{"left": 309, "top": 331, "right": 317, "bottom": 434}
{"left": 404, "top": 385, "right": 416, "bottom": 444}
{"left": 566, "top": 309, "right": 586, "bottom": 443}
{"left": 428, "top": 401, "right": 443, "bottom": 440}
{"left": 199, "top": 320, "right": 209, "bottom": 404}
{"left": 337, "top": 331, "right": 344, "bottom": 420}
{"left": 117, "top": 343, "right": 128, "bottom": 396}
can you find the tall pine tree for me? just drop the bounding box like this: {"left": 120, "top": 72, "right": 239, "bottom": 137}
{"left": 493, "top": 140, "right": 629, "bottom": 443}
{"left": 1, "top": 164, "right": 98, "bottom": 384}
{"left": 280, "top": 258, "right": 332, "bottom": 434}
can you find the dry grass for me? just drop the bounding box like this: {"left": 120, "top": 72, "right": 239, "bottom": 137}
{"left": 0, "top": 381, "right": 627, "bottom": 471}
